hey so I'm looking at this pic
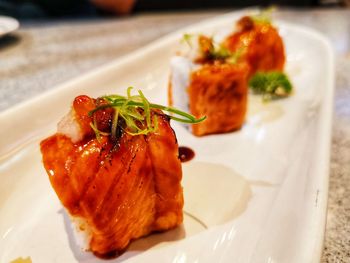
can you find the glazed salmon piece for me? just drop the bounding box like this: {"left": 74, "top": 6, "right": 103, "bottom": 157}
{"left": 40, "top": 96, "right": 183, "bottom": 256}
{"left": 223, "top": 16, "right": 285, "bottom": 77}
{"left": 188, "top": 62, "right": 249, "bottom": 136}
{"left": 147, "top": 114, "right": 183, "bottom": 229}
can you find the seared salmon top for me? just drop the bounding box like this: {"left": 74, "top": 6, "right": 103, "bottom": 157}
{"left": 40, "top": 94, "right": 183, "bottom": 256}
{"left": 223, "top": 16, "right": 285, "bottom": 77}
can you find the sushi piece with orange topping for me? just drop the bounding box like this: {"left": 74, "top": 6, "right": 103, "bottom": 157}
{"left": 169, "top": 13, "right": 286, "bottom": 136}
{"left": 169, "top": 34, "right": 250, "bottom": 136}
{"left": 223, "top": 15, "right": 285, "bottom": 77}
{"left": 40, "top": 89, "right": 204, "bottom": 256}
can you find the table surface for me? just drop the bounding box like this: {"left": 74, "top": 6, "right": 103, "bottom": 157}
{"left": 1, "top": 8, "right": 349, "bottom": 262}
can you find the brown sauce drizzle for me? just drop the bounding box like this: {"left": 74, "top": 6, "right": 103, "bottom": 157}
{"left": 179, "top": 146, "right": 195, "bottom": 162}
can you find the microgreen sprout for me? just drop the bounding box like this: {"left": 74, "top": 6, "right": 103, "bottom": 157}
{"left": 251, "top": 6, "right": 276, "bottom": 24}
{"left": 88, "top": 87, "right": 206, "bottom": 139}
{"left": 90, "top": 119, "right": 109, "bottom": 143}
{"left": 182, "top": 33, "right": 244, "bottom": 64}
{"left": 181, "top": 33, "right": 195, "bottom": 47}
{"left": 207, "top": 41, "right": 245, "bottom": 64}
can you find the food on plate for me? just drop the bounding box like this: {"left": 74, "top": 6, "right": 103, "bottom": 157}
{"left": 40, "top": 88, "right": 204, "bottom": 256}
{"left": 223, "top": 14, "right": 285, "bottom": 77}
{"left": 228, "top": 13, "right": 292, "bottom": 101}
{"left": 169, "top": 35, "right": 250, "bottom": 136}
{"left": 169, "top": 11, "right": 290, "bottom": 136}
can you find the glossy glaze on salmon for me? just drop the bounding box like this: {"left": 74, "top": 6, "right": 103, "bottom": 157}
{"left": 188, "top": 62, "right": 249, "bottom": 136}
{"left": 40, "top": 95, "right": 183, "bottom": 256}
{"left": 223, "top": 16, "right": 285, "bottom": 77}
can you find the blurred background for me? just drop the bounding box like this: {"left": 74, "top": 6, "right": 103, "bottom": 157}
{"left": 0, "top": 0, "right": 349, "bottom": 18}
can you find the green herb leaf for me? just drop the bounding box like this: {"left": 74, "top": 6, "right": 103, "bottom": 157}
{"left": 200, "top": 37, "right": 244, "bottom": 64}
{"left": 182, "top": 33, "right": 195, "bottom": 47}
{"left": 214, "top": 46, "right": 245, "bottom": 64}
{"left": 90, "top": 121, "right": 109, "bottom": 143}
{"left": 249, "top": 71, "right": 293, "bottom": 101}
{"left": 251, "top": 6, "right": 276, "bottom": 25}
{"left": 182, "top": 33, "right": 244, "bottom": 64}
{"left": 210, "top": 44, "right": 231, "bottom": 60}
{"left": 88, "top": 88, "right": 206, "bottom": 139}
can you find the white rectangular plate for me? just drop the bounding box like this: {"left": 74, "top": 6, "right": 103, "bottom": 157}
{"left": 0, "top": 10, "right": 334, "bottom": 263}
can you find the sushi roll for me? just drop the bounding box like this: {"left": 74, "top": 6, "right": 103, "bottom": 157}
{"left": 169, "top": 35, "right": 250, "bottom": 136}
{"left": 40, "top": 89, "right": 203, "bottom": 256}
{"left": 169, "top": 13, "right": 286, "bottom": 136}
{"left": 223, "top": 15, "right": 285, "bottom": 77}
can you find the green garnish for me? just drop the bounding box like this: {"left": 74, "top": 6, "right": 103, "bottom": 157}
{"left": 224, "top": 47, "right": 245, "bottom": 64}
{"left": 210, "top": 43, "right": 232, "bottom": 60}
{"left": 208, "top": 43, "right": 244, "bottom": 64}
{"left": 90, "top": 118, "right": 110, "bottom": 143}
{"left": 181, "top": 33, "right": 194, "bottom": 47}
{"left": 249, "top": 72, "right": 293, "bottom": 101}
{"left": 182, "top": 34, "right": 244, "bottom": 64}
{"left": 251, "top": 6, "right": 276, "bottom": 24}
{"left": 88, "top": 87, "right": 206, "bottom": 139}
{"left": 198, "top": 35, "right": 244, "bottom": 64}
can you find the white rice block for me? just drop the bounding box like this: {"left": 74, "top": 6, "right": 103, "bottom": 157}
{"left": 169, "top": 56, "right": 193, "bottom": 112}
{"left": 169, "top": 56, "right": 198, "bottom": 131}
{"left": 57, "top": 109, "right": 83, "bottom": 143}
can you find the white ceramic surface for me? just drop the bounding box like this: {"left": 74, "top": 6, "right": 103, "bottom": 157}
{"left": 0, "top": 16, "right": 19, "bottom": 37}
{"left": 0, "top": 10, "right": 334, "bottom": 263}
